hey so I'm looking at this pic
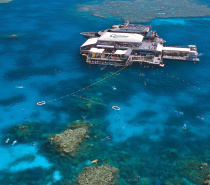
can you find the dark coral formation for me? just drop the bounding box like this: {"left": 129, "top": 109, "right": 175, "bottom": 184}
{"left": 77, "top": 165, "right": 119, "bottom": 185}
{"left": 4, "top": 122, "right": 41, "bottom": 143}
{"left": 175, "top": 159, "right": 210, "bottom": 184}
{"left": 67, "top": 120, "right": 89, "bottom": 130}
{"left": 203, "top": 174, "right": 210, "bottom": 185}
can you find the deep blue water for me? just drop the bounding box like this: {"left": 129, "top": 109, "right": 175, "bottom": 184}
{"left": 0, "top": 0, "right": 209, "bottom": 184}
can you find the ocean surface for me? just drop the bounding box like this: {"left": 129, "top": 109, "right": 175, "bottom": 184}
{"left": 0, "top": 0, "right": 209, "bottom": 184}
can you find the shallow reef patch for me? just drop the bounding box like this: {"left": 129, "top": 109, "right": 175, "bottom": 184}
{"left": 77, "top": 0, "right": 210, "bottom": 22}
{"left": 53, "top": 123, "right": 89, "bottom": 157}
{"left": 77, "top": 165, "right": 119, "bottom": 185}
{"left": 0, "top": 0, "right": 12, "bottom": 3}
{"left": 3, "top": 121, "right": 42, "bottom": 143}
{"left": 174, "top": 158, "right": 210, "bottom": 184}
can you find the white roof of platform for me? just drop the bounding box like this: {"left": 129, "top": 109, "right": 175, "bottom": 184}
{"left": 163, "top": 47, "right": 190, "bottom": 52}
{"left": 98, "top": 32, "right": 144, "bottom": 43}
{"left": 89, "top": 48, "right": 105, "bottom": 53}
{"left": 156, "top": 43, "right": 163, "bottom": 51}
{"left": 114, "top": 50, "right": 127, "bottom": 55}
{"left": 81, "top": 38, "right": 98, "bottom": 47}
{"left": 97, "top": 45, "right": 114, "bottom": 48}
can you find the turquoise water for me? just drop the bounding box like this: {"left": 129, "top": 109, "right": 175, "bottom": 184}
{"left": 0, "top": 0, "right": 210, "bottom": 184}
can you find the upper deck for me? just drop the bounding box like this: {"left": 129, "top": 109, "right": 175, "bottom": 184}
{"left": 81, "top": 22, "right": 157, "bottom": 40}
{"left": 109, "top": 22, "right": 150, "bottom": 33}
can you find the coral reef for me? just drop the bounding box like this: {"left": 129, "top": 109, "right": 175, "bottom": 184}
{"left": 4, "top": 122, "right": 41, "bottom": 143}
{"left": 77, "top": 96, "right": 102, "bottom": 110}
{"left": 203, "top": 174, "right": 210, "bottom": 185}
{"left": 174, "top": 158, "right": 210, "bottom": 184}
{"left": 164, "top": 148, "right": 178, "bottom": 159}
{"left": 77, "top": 165, "right": 119, "bottom": 185}
{"left": 0, "top": 0, "right": 12, "bottom": 3}
{"left": 128, "top": 177, "right": 152, "bottom": 185}
{"left": 53, "top": 126, "right": 89, "bottom": 157}
{"left": 77, "top": 0, "right": 210, "bottom": 22}
{"left": 67, "top": 120, "right": 89, "bottom": 130}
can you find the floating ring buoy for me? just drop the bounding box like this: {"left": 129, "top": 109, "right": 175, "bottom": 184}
{"left": 112, "top": 106, "right": 121, "bottom": 111}
{"left": 37, "top": 101, "right": 46, "bottom": 106}
{"left": 16, "top": 86, "right": 24, "bottom": 88}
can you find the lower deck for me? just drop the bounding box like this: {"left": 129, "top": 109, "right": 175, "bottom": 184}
{"left": 85, "top": 54, "right": 163, "bottom": 67}
{"left": 162, "top": 55, "right": 200, "bottom": 62}
{"left": 80, "top": 43, "right": 199, "bottom": 67}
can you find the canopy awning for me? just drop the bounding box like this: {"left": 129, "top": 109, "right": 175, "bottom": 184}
{"left": 114, "top": 50, "right": 127, "bottom": 55}
{"left": 80, "top": 38, "right": 98, "bottom": 47}
{"left": 89, "top": 48, "right": 105, "bottom": 54}
{"left": 97, "top": 45, "right": 114, "bottom": 48}
{"left": 163, "top": 47, "right": 190, "bottom": 52}
{"left": 98, "top": 32, "right": 144, "bottom": 43}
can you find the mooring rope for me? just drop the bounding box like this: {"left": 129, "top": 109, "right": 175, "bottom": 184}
{"left": 37, "top": 66, "right": 126, "bottom": 107}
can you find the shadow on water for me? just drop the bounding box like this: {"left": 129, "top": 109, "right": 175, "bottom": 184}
{"left": 0, "top": 95, "right": 25, "bottom": 106}
{"left": 4, "top": 65, "right": 61, "bottom": 81}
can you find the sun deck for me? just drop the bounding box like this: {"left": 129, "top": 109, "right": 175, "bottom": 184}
{"left": 110, "top": 23, "right": 150, "bottom": 33}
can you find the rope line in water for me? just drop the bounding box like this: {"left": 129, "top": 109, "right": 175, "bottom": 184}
{"left": 37, "top": 65, "right": 207, "bottom": 120}
{"left": 139, "top": 67, "right": 208, "bottom": 93}
{"left": 137, "top": 66, "right": 207, "bottom": 93}
{"left": 142, "top": 68, "right": 207, "bottom": 120}
{"left": 69, "top": 93, "right": 107, "bottom": 107}
{"left": 156, "top": 68, "right": 207, "bottom": 93}
{"left": 37, "top": 66, "right": 126, "bottom": 106}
